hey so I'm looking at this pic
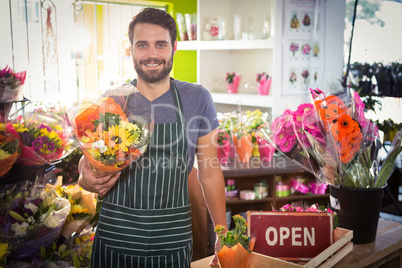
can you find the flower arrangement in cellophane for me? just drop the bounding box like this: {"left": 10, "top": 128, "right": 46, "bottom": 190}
{"left": 0, "top": 125, "right": 20, "bottom": 177}
{"left": 68, "top": 84, "right": 153, "bottom": 176}
{"left": 214, "top": 214, "right": 255, "bottom": 268}
{"left": 0, "top": 183, "right": 70, "bottom": 260}
{"left": 37, "top": 225, "right": 95, "bottom": 267}
{"left": 258, "top": 88, "right": 402, "bottom": 188}
{"left": 5, "top": 110, "right": 76, "bottom": 166}
{"left": 55, "top": 184, "right": 97, "bottom": 239}
{"left": 0, "top": 66, "right": 26, "bottom": 102}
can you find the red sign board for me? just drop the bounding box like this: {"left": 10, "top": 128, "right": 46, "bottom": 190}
{"left": 247, "top": 211, "right": 333, "bottom": 260}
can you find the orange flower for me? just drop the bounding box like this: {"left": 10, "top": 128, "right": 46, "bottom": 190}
{"left": 330, "top": 114, "right": 359, "bottom": 142}
{"left": 339, "top": 130, "right": 363, "bottom": 164}
{"left": 315, "top": 95, "right": 347, "bottom": 129}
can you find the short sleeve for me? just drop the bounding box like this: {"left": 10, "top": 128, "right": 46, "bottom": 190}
{"left": 198, "top": 89, "right": 219, "bottom": 137}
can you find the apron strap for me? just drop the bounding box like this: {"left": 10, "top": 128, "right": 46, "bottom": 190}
{"left": 128, "top": 78, "right": 184, "bottom": 124}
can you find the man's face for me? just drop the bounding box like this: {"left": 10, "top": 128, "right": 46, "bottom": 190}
{"left": 131, "top": 23, "right": 176, "bottom": 83}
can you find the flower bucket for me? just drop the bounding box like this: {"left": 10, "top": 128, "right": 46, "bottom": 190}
{"left": 226, "top": 83, "right": 238, "bottom": 94}
{"left": 256, "top": 136, "right": 275, "bottom": 162}
{"left": 217, "top": 243, "right": 251, "bottom": 268}
{"left": 329, "top": 184, "right": 386, "bottom": 244}
{"left": 257, "top": 77, "right": 271, "bottom": 95}
{"left": 217, "top": 139, "right": 231, "bottom": 165}
{"left": 232, "top": 134, "right": 253, "bottom": 163}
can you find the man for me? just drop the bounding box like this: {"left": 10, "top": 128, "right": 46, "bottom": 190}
{"left": 78, "top": 7, "right": 227, "bottom": 267}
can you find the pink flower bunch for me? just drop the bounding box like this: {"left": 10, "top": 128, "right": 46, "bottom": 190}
{"left": 290, "top": 42, "right": 299, "bottom": 56}
{"left": 279, "top": 203, "right": 334, "bottom": 214}
{"left": 0, "top": 66, "right": 26, "bottom": 89}
{"left": 271, "top": 103, "right": 325, "bottom": 152}
{"left": 302, "top": 43, "right": 311, "bottom": 55}
{"left": 271, "top": 109, "right": 296, "bottom": 152}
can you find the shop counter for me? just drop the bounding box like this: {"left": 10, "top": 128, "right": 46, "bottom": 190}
{"left": 191, "top": 218, "right": 402, "bottom": 267}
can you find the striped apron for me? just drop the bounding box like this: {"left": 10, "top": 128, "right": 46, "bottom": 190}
{"left": 91, "top": 80, "right": 192, "bottom": 267}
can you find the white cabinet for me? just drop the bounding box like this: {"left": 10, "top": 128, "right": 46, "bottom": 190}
{"left": 177, "top": 0, "right": 345, "bottom": 116}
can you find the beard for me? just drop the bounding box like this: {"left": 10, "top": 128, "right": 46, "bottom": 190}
{"left": 134, "top": 52, "right": 174, "bottom": 83}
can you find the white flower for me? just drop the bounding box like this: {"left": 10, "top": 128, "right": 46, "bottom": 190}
{"left": 11, "top": 222, "right": 29, "bottom": 237}
{"left": 27, "top": 216, "right": 35, "bottom": 223}
{"left": 24, "top": 202, "right": 38, "bottom": 214}
{"left": 92, "top": 140, "right": 108, "bottom": 153}
{"left": 43, "top": 212, "right": 60, "bottom": 229}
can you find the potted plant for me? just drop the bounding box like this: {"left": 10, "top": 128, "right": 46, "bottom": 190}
{"left": 214, "top": 215, "right": 255, "bottom": 268}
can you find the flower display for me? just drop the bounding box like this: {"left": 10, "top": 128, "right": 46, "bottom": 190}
{"left": 258, "top": 88, "right": 402, "bottom": 188}
{"left": 0, "top": 185, "right": 70, "bottom": 260}
{"left": 289, "top": 71, "right": 297, "bottom": 84}
{"left": 214, "top": 215, "right": 255, "bottom": 268}
{"left": 301, "top": 70, "right": 310, "bottom": 84}
{"left": 290, "top": 42, "right": 299, "bottom": 56}
{"left": 303, "top": 14, "right": 311, "bottom": 26}
{"left": 69, "top": 86, "right": 153, "bottom": 176}
{"left": 290, "top": 14, "right": 300, "bottom": 28}
{"left": 279, "top": 202, "right": 338, "bottom": 228}
{"left": 0, "top": 66, "right": 26, "bottom": 102}
{"left": 313, "top": 42, "right": 320, "bottom": 57}
{"left": 256, "top": 72, "right": 271, "bottom": 95}
{"left": 0, "top": 131, "right": 20, "bottom": 177}
{"left": 302, "top": 43, "right": 311, "bottom": 55}
{"left": 56, "top": 184, "right": 97, "bottom": 239}
{"left": 217, "top": 129, "right": 231, "bottom": 165}
{"left": 226, "top": 72, "right": 241, "bottom": 94}
{"left": 6, "top": 111, "right": 76, "bottom": 166}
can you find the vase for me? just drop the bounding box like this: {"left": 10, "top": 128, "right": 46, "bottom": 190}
{"left": 257, "top": 77, "right": 272, "bottom": 95}
{"left": 217, "top": 139, "right": 231, "bottom": 165}
{"left": 329, "top": 184, "right": 386, "bottom": 244}
{"left": 232, "top": 134, "right": 253, "bottom": 163}
{"left": 226, "top": 83, "right": 239, "bottom": 94}
{"left": 217, "top": 240, "right": 255, "bottom": 268}
{"left": 256, "top": 136, "right": 275, "bottom": 162}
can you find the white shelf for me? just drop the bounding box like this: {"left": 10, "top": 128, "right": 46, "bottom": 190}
{"left": 211, "top": 93, "right": 273, "bottom": 108}
{"left": 177, "top": 39, "right": 274, "bottom": 51}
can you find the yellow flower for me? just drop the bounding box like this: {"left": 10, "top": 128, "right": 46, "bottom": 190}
{"left": 0, "top": 149, "right": 11, "bottom": 160}
{"left": 0, "top": 242, "right": 9, "bottom": 260}
{"left": 108, "top": 121, "right": 136, "bottom": 152}
{"left": 79, "top": 136, "right": 91, "bottom": 143}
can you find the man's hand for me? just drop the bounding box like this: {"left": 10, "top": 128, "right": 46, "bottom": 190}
{"left": 78, "top": 156, "right": 121, "bottom": 195}
{"left": 209, "top": 236, "right": 221, "bottom": 266}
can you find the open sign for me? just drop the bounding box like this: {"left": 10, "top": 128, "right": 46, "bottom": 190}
{"left": 247, "top": 211, "right": 334, "bottom": 260}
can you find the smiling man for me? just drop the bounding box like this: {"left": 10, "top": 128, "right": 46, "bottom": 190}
{"left": 78, "top": 7, "right": 227, "bottom": 268}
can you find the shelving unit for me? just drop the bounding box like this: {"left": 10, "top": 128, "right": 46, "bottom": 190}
{"left": 200, "top": 155, "right": 330, "bottom": 257}
{"left": 176, "top": 0, "right": 345, "bottom": 116}
{"left": 221, "top": 155, "right": 329, "bottom": 216}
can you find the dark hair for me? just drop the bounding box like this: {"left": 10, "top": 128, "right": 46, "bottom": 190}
{"left": 128, "top": 7, "right": 177, "bottom": 47}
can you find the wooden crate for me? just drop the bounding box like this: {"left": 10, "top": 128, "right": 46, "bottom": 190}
{"left": 249, "top": 228, "right": 353, "bottom": 268}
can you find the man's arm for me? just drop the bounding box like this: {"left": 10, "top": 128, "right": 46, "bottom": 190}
{"left": 196, "top": 128, "right": 227, "bottom": 266}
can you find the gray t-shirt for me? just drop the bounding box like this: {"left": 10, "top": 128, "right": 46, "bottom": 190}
{"left": 121, "top": 79, "right": 219, "bottom": 172}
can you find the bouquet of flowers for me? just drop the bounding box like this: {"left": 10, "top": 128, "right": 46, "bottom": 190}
{"left": 0, "top": 184, "right": 70, "bottom": 260}
{"left": 6, "top": 110, "right": 76, "bottom": 166}
{"left": 214, "top": 215, "right": 255, "bottom": 268}
{"left": 37, "top": 226, "right": 95, "bottom": 267}
{"left": 258, "top": 88, "right": 402, "bottom": 188}
{"left": 0, "top": 66, "right": 26, "bottom": 102}
{"left": 68, "top": 84, "right": 153, "bottom": 176}
{"left": 217, "top": 129, "right": 231, "bottom": 165}
{"left": 56, "top": 184, "right": 97, "bottom": 239}
{"left": 0, "top": 130, "right": 20, "bottom": 177}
